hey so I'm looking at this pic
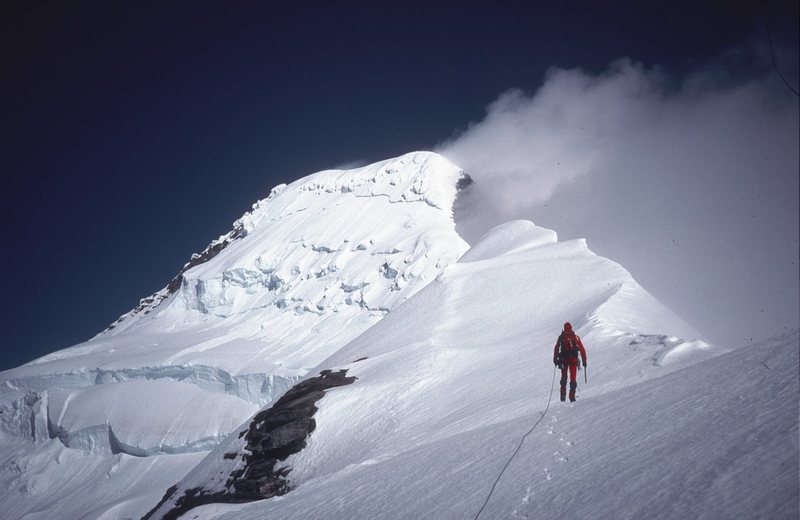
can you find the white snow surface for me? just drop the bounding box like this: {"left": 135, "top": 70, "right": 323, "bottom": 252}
{"left": 192, "top": 330, "right": 798, "bottom": 520}
{"left": 156, "top": 219, "right": 795, "bottom": 520}
{"left": 1, "top": 152, "right": 796, "bottom": 520}
{"left": 47, "top": 380, "right": 258, "bottom": 456}
{"left": 0, "top": 434, "right": 207, "bottom": 520}
{"left": 0, "top": 151, "right": 468, "bottom": 519}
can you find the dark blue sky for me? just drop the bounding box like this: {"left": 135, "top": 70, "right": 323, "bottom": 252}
{"left": 1, "top": 1, "right": 791, "bottom": 370}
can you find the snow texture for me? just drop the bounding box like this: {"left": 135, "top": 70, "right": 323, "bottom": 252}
{"left": 0, "top": 151, "right": 467, "bottom": 520}
{"left": 143, "top": 369, "right": 357, "bottom": 520}
{"left": 192, "top": 331, "right": 797, "bottom": 520}
{"left": 1, "top": 151, "right": 796, "bottom": 520}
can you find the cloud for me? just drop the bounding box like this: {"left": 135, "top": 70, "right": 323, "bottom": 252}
{"left": 437, "top": 52, "right": 799, "bottom": 346}
{"left": 440, "top": 59, "right": 664, "bottom": 210}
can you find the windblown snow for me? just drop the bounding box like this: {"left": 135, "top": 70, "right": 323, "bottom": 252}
{"left": 1, "top": 152, "right": 796, "bottom": 520}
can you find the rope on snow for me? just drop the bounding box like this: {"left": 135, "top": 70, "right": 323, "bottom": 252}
{"left": 473, "top": 363, "right": 558, "bottom": 520}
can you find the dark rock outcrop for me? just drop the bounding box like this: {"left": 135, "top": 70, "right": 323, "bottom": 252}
{"left": 456, "top": 172, "right": 473, "bottom": 192}
{"left": 231, "top": 369, "right": 356, "bottom": 498}
{"left": 143, "top": 369, "right": 356, "bottom": 520}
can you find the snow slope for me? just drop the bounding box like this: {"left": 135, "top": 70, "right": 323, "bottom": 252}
{"left": 2, "top": 152, "right": 794, "bottom": 520}
{"left": 0, "top": 151, "right": 469, "bottom": 519}
{"left": 190, "top": 330, "right": 797, "bottom": 520}
{"left": 144, "top": 219, "right": 787, "bottom": 520}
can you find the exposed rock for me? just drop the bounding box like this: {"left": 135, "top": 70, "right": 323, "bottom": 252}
{"left": 456, "top": 172, "right": 473, "bottom": 191}
{"left": 143, "top": 369, "right": 356, "bottom": 520}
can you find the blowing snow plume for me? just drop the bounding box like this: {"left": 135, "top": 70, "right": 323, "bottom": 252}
{"left": 438, "top": 53, "right": 799, "bottom": 347}
{"left": 438, "top": 56, "right": 798, "bottom": 243}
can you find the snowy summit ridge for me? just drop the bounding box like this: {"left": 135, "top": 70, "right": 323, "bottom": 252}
{"left": 1, "top": 151, "right": 795, "bottom": 520}
{"left": 14, "top": 151, "right": 469, "bottom": 377}
{"left": 104, "top": 150, "right": 469, "bottom": 335}
{"left": 0, "top": 151, "right": 471, "bottom": 516}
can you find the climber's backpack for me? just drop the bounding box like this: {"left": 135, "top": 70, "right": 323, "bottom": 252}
{"left": 559, "top": 332, "right": 580, "bottom": 360}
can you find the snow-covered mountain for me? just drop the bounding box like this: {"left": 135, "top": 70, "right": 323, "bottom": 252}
{"left": 1, "top": 152, "right": 797, "bottom": 520}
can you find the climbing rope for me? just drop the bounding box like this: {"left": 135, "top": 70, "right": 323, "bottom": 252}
{"left": 473, "top": 364, "right": 558, "bottom": 520}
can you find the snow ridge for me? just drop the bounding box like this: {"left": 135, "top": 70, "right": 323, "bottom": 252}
{"left": 2, "top": 152, "right": 780, "bottom": 520}
{"left": 0, "top": 151, "right": 472, "bottom": 520}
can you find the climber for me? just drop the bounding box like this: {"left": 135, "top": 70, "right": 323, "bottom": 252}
{"left": 553, "top": 322, "right": 587, "bottom": 402}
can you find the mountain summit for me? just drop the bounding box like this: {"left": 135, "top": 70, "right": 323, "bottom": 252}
{"left": 1, "top": 152, "right": 796, "bottom": 520}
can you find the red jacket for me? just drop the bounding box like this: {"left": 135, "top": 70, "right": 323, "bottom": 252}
{"left": 553, "top": 331, "right": 587, "bottom": 366}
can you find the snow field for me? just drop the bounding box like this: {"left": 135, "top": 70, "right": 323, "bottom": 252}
{"left": 185, "top": 282, "right": 795, "bottom": 519}
{"left": 1, "top": 153, "right": 790, "bottom": 520}
{"left": 3, "top": 152, "right": 467, "bottom": 381}
{"left": 164, "top": 218, "right": 742, "bottom": 520}
{"left": 198, "top": 332, "right": 796, "bottom": 520}
{"left": 0, "top": 433, "right": 207, "bottom": 520}
{"left": 0, "top": 152, "right": 470, "bottom": 519}
{"left": 284, "top": 220, "right": 718, "bottom": 482}
{"left": 47, "top": 379, "right": 259, "bottom": 456}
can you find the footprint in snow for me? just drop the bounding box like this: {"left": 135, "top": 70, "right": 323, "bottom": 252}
{"left": 522, "top": 485, "right": 532, "bottom": 503}
{"left": 557, "top": 430, "right": 575, "bottom": 447}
